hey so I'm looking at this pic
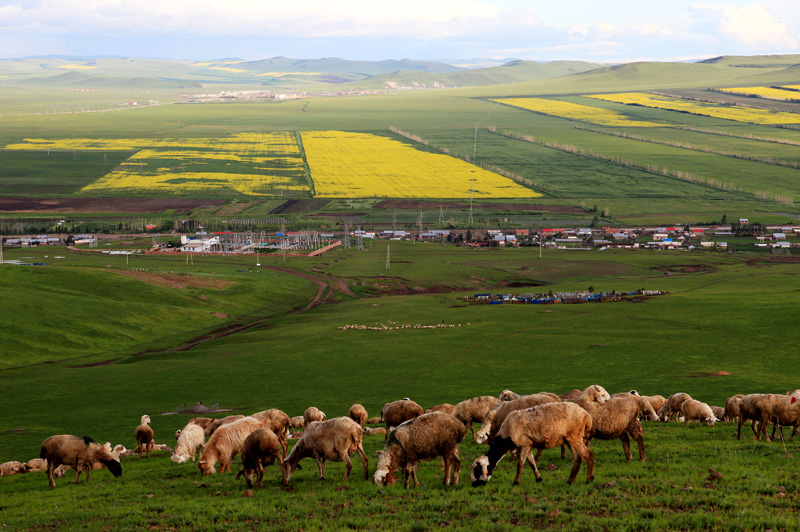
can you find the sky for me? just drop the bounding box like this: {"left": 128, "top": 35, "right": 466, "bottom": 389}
{"left": 0, "top": 0, "right": 799, "bottom": 64}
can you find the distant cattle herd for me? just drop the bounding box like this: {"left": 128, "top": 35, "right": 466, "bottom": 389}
{"left": 2, "top": 388, "right": 799, "bottom": 493}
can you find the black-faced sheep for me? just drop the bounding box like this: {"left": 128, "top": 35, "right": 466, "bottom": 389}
{"left": 373, "top": 411, "right": 467, "bottom": 489}
{"left": 658, "top": 393, "right": 692, "bottom": 421}
{"left": 283, "top": 417, "right": 368, "bottom": 483}
{"left": 134, "top": 414, "right": 154, "bottom": 459}
{"left": 198, "top": 416, "right": 263, "bottom": 475}
{"left": 303, "top": 406, "right": 326, "bottom": 425}
{"left": 680, "top": 398, "right": 717, "bottom": 426}
{"left": 381, "top": 399, "right": 424, "bottom": 443}
{"left": 425, "top": 403, "right": 455, "bottom": 415}
{"left": 251, "top": 408, "right": 291, "bottom": 457}
{"left": 453, "top": 395, "right": 502, "bottom": 438}
{"left": 348, "top": 404, "right": 368, "bottom": 427}
{"left": 235, "top": 428, "right": 288, "bottom": 490}
{"left": 204, "top": 415, "right": 246, "bottom": 438}
{"left": 471, "top": 402, "right": 594, "bottom": 486}
{"left": 40, "top": 435, "right": 122, "bottom": 488}
{"left": 577, "top": 393, "right": 658, "bottom": 461}
{"left": 171, "top": 424, "right": 205, "bottom": 464}
{"left": 475, "top": 393, "right": 562, "bottom": 446}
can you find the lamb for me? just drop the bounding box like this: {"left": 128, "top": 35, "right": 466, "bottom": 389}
{"left": 724, "top": 394, "right": 745, "bottom": 423}
{"left": 0, "top": 461, "right": 27, "bottom": 476}
{"left": 283, "top": 417, "right": 368, "bottom": 483}
{"left": 657, "top": 393, "right": 692, "bottom": 421}
{"left": 475, "top": 393, "right": 562, "bottom": 446}
{"left": 303, "top": 406, "right": 326, "bottom": 425}
{"left": 171, "top": 424, "right": 205, "bottom": 464}
{"left": 347, "top": 404, "right": 369, "bottom": 427}
{"left": 235, "top": 428, "right": 287, "bottom": 489}
{"left": 453, "top": 395, "right": 502, "bottom": 438}
{"left": 40, "top": 435, "right": 122, "bottom": 488}
{"left": 679, "top": 398, "right": 717, "bottom": 426}
{"left": 425, "top": 403, "right": 455, "bottom": 415}
{"left": 134, "top": 415, "right": 154, "bottom": 459}
{"left": 204, "top": 415, "right": 246, "bottom": 438}
{"left": 577, "top": 393, "right": 658, "bottom": 461}
{"left": 381, "top": 399, "right": 424, "bottom": 443}
{"left": 198, "top": 416, "right": 264, "bottom": 475}
{"left": 374, "top": 411, "right": 467, "bottom": 489}
{"left": 251, "top": 408, "right": 291, "bottom": 457}
{"left": 471, "top": 402, "right": 594, "bottom": 486}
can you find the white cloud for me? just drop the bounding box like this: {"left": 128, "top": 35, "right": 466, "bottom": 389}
{"left": 691, "top": 2, "right": 798, "bottom": 49}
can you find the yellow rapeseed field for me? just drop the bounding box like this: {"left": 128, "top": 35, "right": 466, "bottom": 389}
{"left": 588, "top": 92, "right": 800, "bottom": 125}
{"left": 491, "top": 98, "right": 663, "bottom": 127}
{"left": 301, "top": 131, "right": 540, "bottom": 199}
{"left": 718, "top": 87, "right": 800, "bottom": 100}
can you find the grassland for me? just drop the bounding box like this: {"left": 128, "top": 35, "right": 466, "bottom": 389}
{"left": 2, "top": 241, "right": 800, "bottom": 530}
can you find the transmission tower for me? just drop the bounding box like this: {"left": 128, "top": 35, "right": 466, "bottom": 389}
{"left": 385, "top": 244, "right": 390, "bottom": 269}
{"left": 355, "top": 225, "right": 364, "bottom": 251}
{"left": 438, "top": 206, "right": 444, "bottom": 225}
{"left": 343, "top": 221, "right": 351, "bottom": 249}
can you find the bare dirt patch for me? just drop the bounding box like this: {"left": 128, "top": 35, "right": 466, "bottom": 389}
{"left": 270, "top": 199, "right": 331, "bottom": 215}
{"left": 107, "top": 270, "right": 231, "bottom": 291}
{"left": 0, "top": 197, "right": 225, "bottom": 213}
{"left": 688, "top": 371, "right": 731, "bottom": 378}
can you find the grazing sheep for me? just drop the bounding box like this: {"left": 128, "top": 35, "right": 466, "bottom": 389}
{"left": 381, "top": 399, "right": 424, "bottom": 443}
{"left": 425, "top": 403, "right": 455, "bottom": 415}
{"left": 499, "top": 390, "right": 521, "bottom": 401}
{"left": 658, "top": 393, "right": 692, "bottom": 422}
{"left": 290, "top": 416, "right": 305, "bottom": 429}
{"left": 134, "top": 415, "right": 154, "bottom": 459}
{"left": 0, "top": 461, "right": 27, "bottom": 476}
{"left": 453, "top": 396, "right": 503, "bottom": 438}
{"left": 738, "top": 394, "right": 800, "bottom": 442}
{"left": 577, "top": 393, "right": 658, "bottom": 461}
{"left": 198, "top": 416, "right": 263, "bottom": 475}
{"left": 40, "top": 435, "right": 122, "bottom": 488}
{"left": 471, "top": 402, "right": 594, "bottom": 486}
{"left": 348, "top": 404, "right": 369, "bottom": 427}
{"left": 171, "top": 424, "right": 205, "bottom": 464}
{"left": 710, "top": 406, "right": 725, "bottom": 422}
{"left": 235, "top": 428, "right": 287, "bottom": 489}
{"left": 204, "top": 415, "right": 246, "bottom": 438}
{"left": 284, "top": 417, "right": 368, "bottom": 483}
{"left": 680, "top": 398, "right": 717, "bottom": 426}
{"left": 303, "top": 407, "right": 326, "bottom": 425}
{"left": 642, "top": 395, "right": 667, "bottom": 417}
{"left": 475, "top": 393, "right": 562, "bottom": 446}
{"left": 374, "top": 411, "right": 467, "bottom": 489}
{"left": 251, "top": 409, "right": 291, "bottom": 457}
{"left": 724, "top": 394, "right": 745, "bottom": 424}
{"left": 176, "top": 417, "right": 215, "bottom": 439}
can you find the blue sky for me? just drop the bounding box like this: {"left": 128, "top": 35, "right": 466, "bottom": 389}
{"left": 1, "top": 0, "right": 799, "bottom": 63}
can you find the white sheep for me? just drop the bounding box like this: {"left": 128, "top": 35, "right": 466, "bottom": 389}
{"left": 680, "top": 398, "right": 717, "bottom": 426}
{"left": 171, "top": 424, "right": 205, "bottom": 464}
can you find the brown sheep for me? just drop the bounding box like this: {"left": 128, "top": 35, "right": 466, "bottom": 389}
{"left": 710, "top": 406, "right": 726, "bottom": 422}
{"left": 348, "top": 404, "right": 369, "bottom": 427}
{"left": 177, "top": 417, "right": 215, "bottom": 439}
{"left": 366, "top": 416, "right": 382, "bottom": 425}
{"left": 251, "top": 408, "right": 291, "bottom": 457}
{"left": 303, "top": 406, "right": 326, "bottom": 425}
{"left": 235, "top": 428, "right": 288, "bottom": 490}
{"left": 724, "top": 394, "right": 745, "bottom": 423}
{"left": 642, "top": 395, "right": 667, "bottom": 417}
{"left": 471, "top": 402, "right": 594, "bottom": 486}
{"left": 559, "top": 389, "right": 583, "bottom": 401}
{"left": 134, "top": 414, "right": 154, "bottom": 459}
{"left": 453, "top": 396, "right": 503, "bottom": 438}
{"left": 738, "top": 394, "right": 800, "bottom": 442}
{"left": 204, "top": 415, "right": 246, "bottom": 438}
{"left": 381, "top": 399, "right": 424, "bottom": 443}
{"left": 577, "top": 393, "right": 658, "bottom": 461}
{"left": 658, "top": 393, "right": 692, "bottom": 421}
{"left": 680, "top": 399, "right": 717, "bottom": 426}
{"left": 475, "top": 393, "right": 562, "bottom": 446}
{"left": 284, "top": 417, "right": 368, "bottom": 483}
{"left": 40, "top": 435, "right": 122, "bottom": 488}
{"left": 374, "top": 411, "right": 467, "bottom": 489}
{"left": 499, "top": 390, "right": 521, "bottom": 401}
{"left": 198, "top": 416, "right": 264, "bottom": 475}
{"left": 425, "top": 403, "right": 455, "bottom": 415}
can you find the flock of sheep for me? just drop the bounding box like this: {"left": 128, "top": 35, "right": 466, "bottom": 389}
{"left": 2, "top": 387, "right": 799, "bottom": 492}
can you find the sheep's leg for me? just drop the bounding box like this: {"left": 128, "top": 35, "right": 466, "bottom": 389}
{"left": 278, "top": 456, "right": 289, "bottom": 486}
{"left": 403, "top": 467, "right": 411, "bottom": 489}
{"left": 46, "top": 462, "right": 57, "bottom": 488}
{"left": 355, "top": 443, "right": 369, "bottom": 481}
{"left": 256, "top": 463, "right": 265, "bottom": 489}
{"left": 560, "top": 445, "right": 566, "bottom": 459}
{"left": 565, "top": 442, "right": 583, "bottom": 484}
{"left": 526, "top": 449, "right": 542, "bottom": 483}
{"left": 737, "top": 417, "right": 746, "bottom": 440}
{"left": 513, "top": 446, "right": 532, "bottom": 485}
{"left": 443, "top": 454, "right": 452, "bottom": 486}
{"left": 316, "top": 458, "right": 325, "bottom": 480}
{"left": 533, "top": 448, "right": 542, "bottom": 461}
{"left": 85, "top": 466, "right": 91, "bottom": 483}
{"left": 411, "top": 465, "right": 420, "bottom": 487}
{"left": 620, "top": 432, "right": 633, "bottom": 461}
{"left": 341, "top": 451, "right": 353, "bottom": 482}
{"left": 451, "top": 450, "right": 461, "bottom": 485}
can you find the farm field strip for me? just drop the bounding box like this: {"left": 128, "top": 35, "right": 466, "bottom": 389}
{"left": 717, "top": 86, "right": 800, "bottom": 101}
{"left": 300, "top": 130, "right": 541, "bottom": 199}
{"left": 587, "top": 92, "right": 800, "bottom": 125}
{"left": 491, "top": 97, "right": 666, "bottom": 127}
